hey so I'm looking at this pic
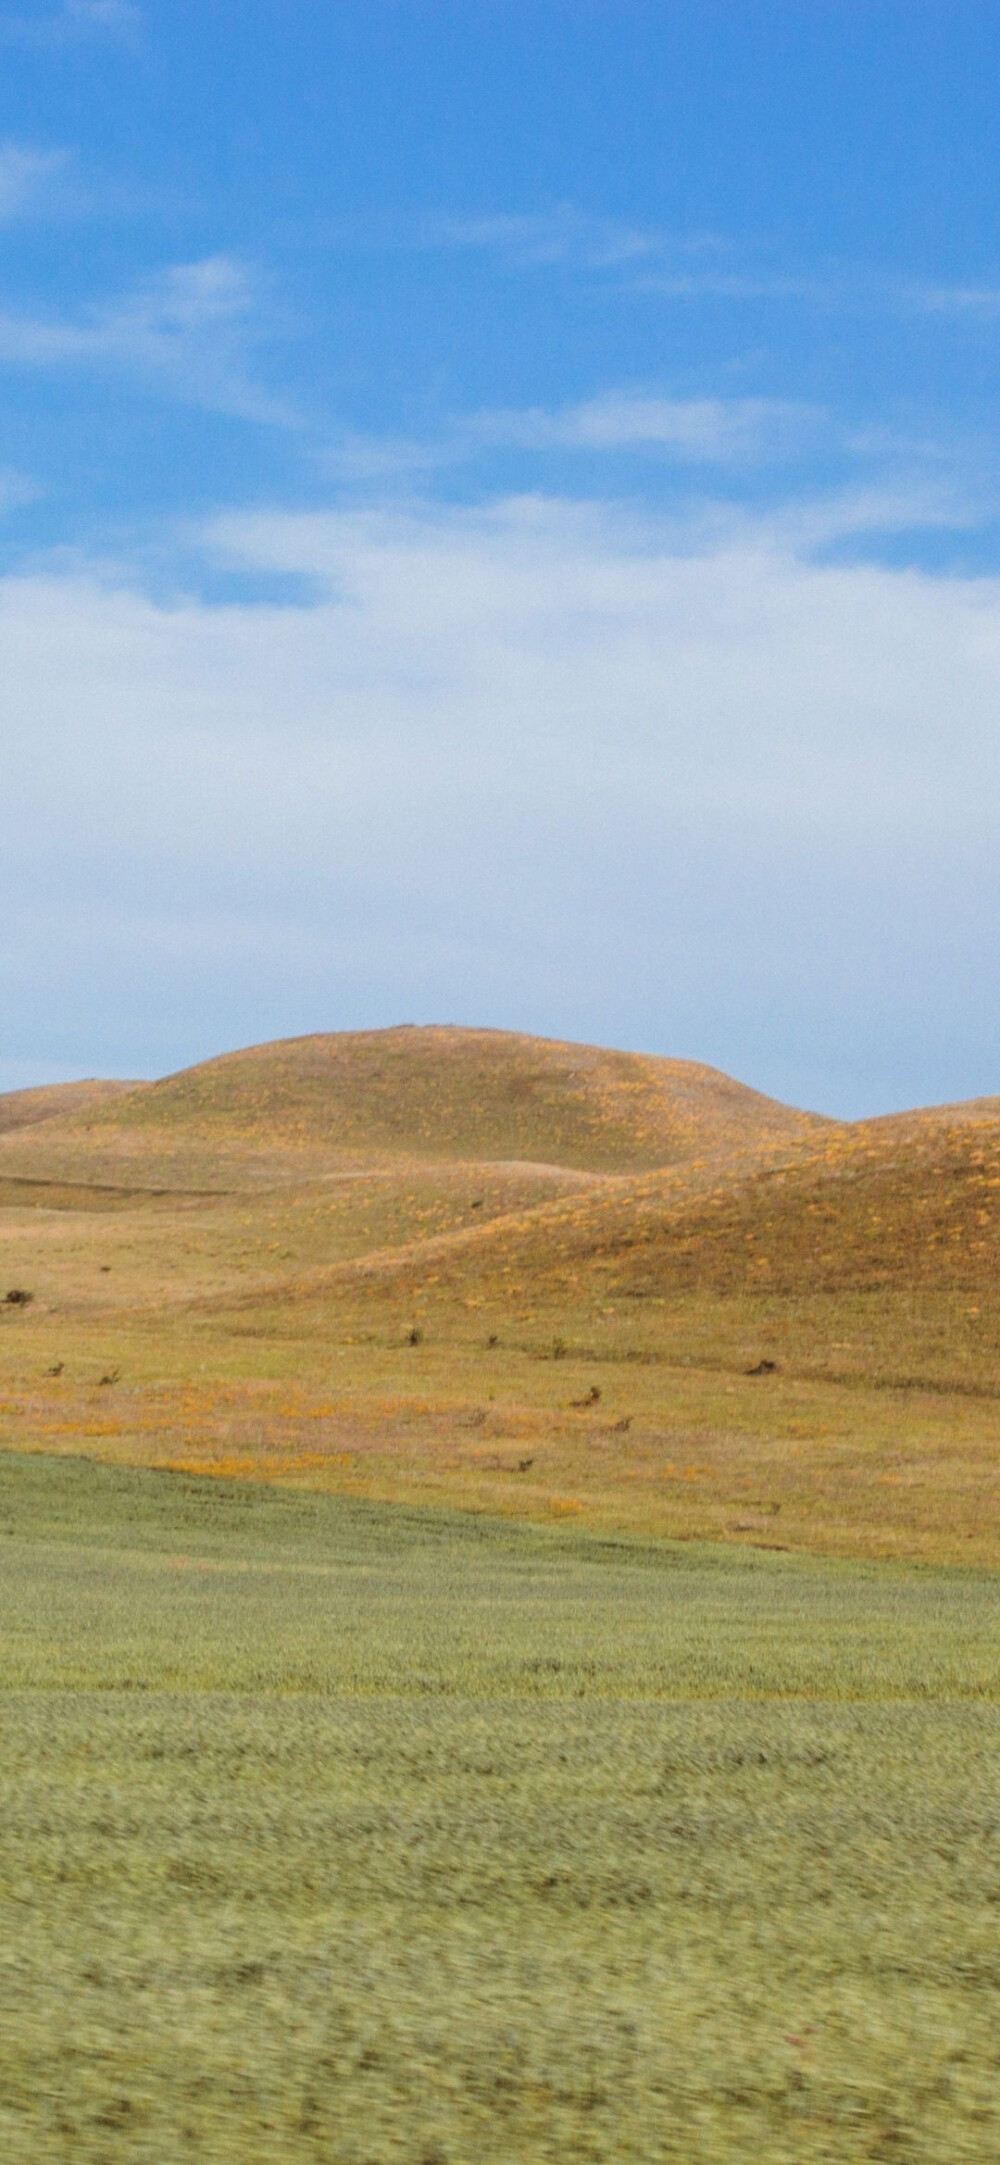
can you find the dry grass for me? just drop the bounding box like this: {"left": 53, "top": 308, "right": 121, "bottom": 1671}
{"left": 2, "top": 1026, "right": 999, "bottom": 1566}
{"left": 0, "top": 1077, "right": 137, "bottom": 1135}
{"left": 6, "top": 1039, "right": 1000, "bottom": 2165}
{"left": 0, "top": 1024, "right": 836, "bottom": 1185}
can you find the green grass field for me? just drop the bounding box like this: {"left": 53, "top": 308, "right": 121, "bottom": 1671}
{"left": 3, "top": 1449, "right": 1000, "bottom": 2163}
{"left": 4, "top": 1032, "right": 1000, "bottom": 2156}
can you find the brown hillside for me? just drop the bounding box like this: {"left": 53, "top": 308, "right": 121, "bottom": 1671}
{"left": 613, "top": 1111, "right": 1000, "bottom": 1297}
{"left": 4, "top": 1033, "right": 1000, "bottom": 1567}
{"left": 0, "top": 1078, "right": 141, "bottom": 1136}
{"left": 331, "top": 1103, "right": 1000, "bottom": 1307}
{"left": 73, "top": 1026, "right": 835, "bottom": 1174}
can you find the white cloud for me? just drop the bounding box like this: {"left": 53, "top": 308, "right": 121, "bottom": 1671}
{"left": 0, "top": 256, "right": 295, "bottom": 423}
{"left": 2, "top": 489, "right": 1000, "bottom": 1110}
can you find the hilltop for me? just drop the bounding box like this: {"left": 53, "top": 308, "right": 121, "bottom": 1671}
{"left": 0, "top": 1026, "right": 836, "bottom": 1188}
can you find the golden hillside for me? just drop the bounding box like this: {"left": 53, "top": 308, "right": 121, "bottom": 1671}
{"left": 0, "top": 1026, "right": 836, "bottom": 1187}
{"left": 94, "top": 1026, "right": 838, "bottom": 1168}
{"left": 320, "top": 1097, "right": 1000, "bottom": 1308}
{"left": 3, "top": 1028, "right": 1000, "bottom": 1568}
{"left": 0, "top": 1079, "right": 138, "bottom": 1136}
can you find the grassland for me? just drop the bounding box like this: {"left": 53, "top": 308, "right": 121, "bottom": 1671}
{"left": 3, "top": 1032, "right": 1000, "bottom": 2158}
{"left": 3, "top": 1448, "right": 1000, "bottom": 2163}
{"left": 1, "top": 1025, "right": 999, "bottom": 1564}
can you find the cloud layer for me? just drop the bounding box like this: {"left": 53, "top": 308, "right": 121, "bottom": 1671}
{"left": 2, "top": 490, "right": 998, "bottom": 1113}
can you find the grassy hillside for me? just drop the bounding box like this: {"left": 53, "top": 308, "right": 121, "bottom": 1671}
{"left": 0, "top": 1078, "right": 138, "bottom": 1136}
{"left": 2, "top": 1026, "right": 1000, "bottom": 1567}
{"left": 0, "top": 1026, "right": 837, "bottom": 1190}
{"left": 6, "top": 1044, "right": 1000, "bottom": 2164}
{"left": 337, "top": 1099, "right": 1000, "bottom": 1307}
{"left": 105, "top": 1025, "right": 837, "bottom": 1167}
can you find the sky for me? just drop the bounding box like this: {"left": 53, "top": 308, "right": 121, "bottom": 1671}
{"left": 2, "top": 1, "right": 1000, "bottom": 1115}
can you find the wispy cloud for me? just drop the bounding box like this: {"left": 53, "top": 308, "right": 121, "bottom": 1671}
{"left": 0, "top": 256, "right": 296, "bottom": 425}
{"left": 634, "top": 266, "right": 1000, "bottom": 321}
{"left": 419, "top": 210, "right": 1000, "bottom": 324}
{"left": 324, "top": 433, "right": 458, "bottom": 483}
{"left": 636, "top": 269, "right": 837, "bottom": 305}
{"left": 468, "top": 392, "right": 820, "bottom": 461}
{"left": 2, "top": 0, "right": 140, "bottom": 42}
{"left": 318, "top": 204, "right": 691, "bottom": 270}
{"left": 428, "top": 207, "right": 674, "bottom": 269}
{"left": 722, "top": 478, "right": 990, "bottom": 558}
{"left": 324, "top": 392, "right": 825, "bottom": 485}
{"left": 0, "top": 140, "right": 66, "bottom": 217}
{"left": 611, "top": 244, "right": 1000, "bottom": 321}
{"left": 905, "top": 280, "right": 1000, "bottom": 319}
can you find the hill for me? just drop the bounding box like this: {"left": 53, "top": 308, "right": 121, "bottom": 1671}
{"left": 2, "top": 1025, "right": 999, "bottom": 1567}
{"left": 358, "top": 1098, "right": 1000, "bottom": 1305}
{"left": 221, "top": 1079, "right": 1000, "bottom": 1326}
{"left": 0, "top": 1026, "right": 837, "bottom": 1189}
{"left": 85, "top": 1025, "right": 836, "bottom": 1170}
{"left": 0, "top": 1079, "right": 139, "bottom": 1136}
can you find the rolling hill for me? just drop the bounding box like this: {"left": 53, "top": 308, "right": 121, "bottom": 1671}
{"left": 1, "top": 1025, "right": 999, "bottom": 1566}
{"left": 332, "top": 1097, "right": 1000, "bottom": 1307}
{"left": 0, "top": 1079, "right": 138, "bottom": 1136}
{"left": 0, "top": 1026, "right": 838, "bottom": 1190}
{"left": 56, "top": 1025, "right": 836, "bottom": 1167}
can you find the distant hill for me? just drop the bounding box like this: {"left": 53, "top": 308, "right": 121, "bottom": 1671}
{"left": 4, "top": 1027, "right": 1000, "bottom": 1565}
{"left": 0, "top": 1078, "right": 140, "bottom": 1136}
{"left": 72, "top": 1026, "right": 836, "bottom": 1176}
{"left": 9, "top": 1033, "right": 998, "bottom": 1302}
{"left": 638, "top": 1106, "right": 1000, "bottom": 1295}
{"left": 337, "top": 1097, "right": 1000, "bottom": 1308}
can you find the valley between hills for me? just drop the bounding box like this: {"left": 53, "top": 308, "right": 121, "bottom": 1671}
{"left": 2, "top": 1023, "right": 999, "bottom": 1566}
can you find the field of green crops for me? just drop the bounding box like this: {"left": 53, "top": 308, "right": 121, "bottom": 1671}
{"left": 2, "top": 1450, "right": 1000, "bottom": 2162}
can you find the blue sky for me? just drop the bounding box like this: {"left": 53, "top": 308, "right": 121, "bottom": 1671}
{"left": 2, "top": 1, "right": 1000, "bottom": 1113}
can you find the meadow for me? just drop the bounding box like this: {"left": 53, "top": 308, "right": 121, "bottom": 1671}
{"left": 3, "top": 1448, "right": 1000, "bottom": 2163}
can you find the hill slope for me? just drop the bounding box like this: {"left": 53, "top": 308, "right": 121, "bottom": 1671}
{"left": 318, "top": 1101, "right": 1000, "bottom": 1308}
{"left": 2, "top": 1029, "right": 1000, "bottom": 1566}
{"left": 60, "top": 1026, "right": 836, "bottom": 1173}
{"left": 0, "top": 1079, "right": 139, "bottom": 1137}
